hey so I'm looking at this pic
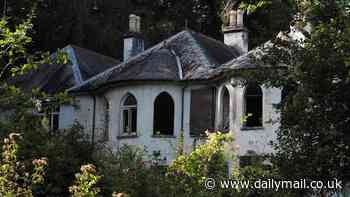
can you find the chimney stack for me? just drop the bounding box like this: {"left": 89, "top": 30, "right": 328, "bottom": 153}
{"left": 123, "top": 14, "right": 144, "bottom": 61}
{"left": 223, "top": 2, "right": 248, "bottom": 55}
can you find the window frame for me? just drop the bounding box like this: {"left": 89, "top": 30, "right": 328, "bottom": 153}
{"left": 35, "top": 100, "right": 60, "bottom": 132}
{"left": 242, "top": 84, "right": 264, "bottom": 130}
{"left": 120, "top": 94, "right": 138, "bottom": 137}
{"left": 153, "top": 92, "right": 175, "bottom": 137}
{"left": 48, "top": 106, "right": 60, "bottom": 131}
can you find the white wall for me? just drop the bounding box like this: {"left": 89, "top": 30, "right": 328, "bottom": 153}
{"left": 72, "top": 82, "right": 281, "bottom": 162}
{"left": 234, "top": 86, "right": 281, "bottom": 155}
{"left": 103, "top": 84, "right": 189, "bottom": 162}
{"left": 216, "top": 82, "right": 281, "bottom": 156}
{"left": 72, "top": 95, "right": 94, "bottom": 136}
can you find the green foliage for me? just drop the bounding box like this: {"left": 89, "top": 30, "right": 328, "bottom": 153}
{"left": 243, "top": 0, "right": 294, "bottom": 49}
{"left": 69, "top": 164, "right": 101, "bottom": 197}
{"left": 96, "top": 145, "right": 170, "bottom": 197}
{"left": 0, "top": 17, "right": 67, "bottom": 82}
{"left": 0, "top": 109, "right": 95, "bottom": 196}
{"left": 239, "top": 0, "right": 350, "bottom": 195}
{"left": 17, "top": 123, "right": 94, "bottom": 196}
{"left": 240, "top": 0, "right": 271, "bottom": 14}
{"left": 166, "top": 132, "right": 235, "bottom": 196}
{"left": 6, "top": 0, "right": 294, "bottom": 60}
{"left": 0, "top": 133, "right": 47, "bottom": 197}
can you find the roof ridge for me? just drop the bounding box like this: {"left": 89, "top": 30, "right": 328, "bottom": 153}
{"left": 68, "top": 31, "right": 191, "bottom": 92}
{"left": 65, "top": 44, "right": 120, "bottom": 63}
{"left": 68, "top": 29, "right": 239, "bottom": 93}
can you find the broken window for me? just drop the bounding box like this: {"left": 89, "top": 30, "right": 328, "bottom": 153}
{"left": 190, "top": 87, "right": 216, "bottom": 136}
{"left": 121, "top": 94, "right": 137, "bottom": 135}
{"left": 244, "top": 84, "right": 263, "bottom": 128}
{"left": 153, "top": 92, "right": 174, "bottom": 136}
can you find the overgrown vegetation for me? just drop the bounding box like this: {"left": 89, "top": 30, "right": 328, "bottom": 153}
{"left": 0, "top": 131, "right": 286, "bottom": 197}
{"left": 1, "top": 0, "right": 349, "bottom": 196}
{"left": 238, "top": 0, "right": 350, "bottom": 196}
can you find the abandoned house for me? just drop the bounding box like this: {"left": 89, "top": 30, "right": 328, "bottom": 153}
{"left": 12, "top": 1, "right": 285, "bottom": 164}
{"left": 65, "top": 5, "right": 282, "bottom": 163}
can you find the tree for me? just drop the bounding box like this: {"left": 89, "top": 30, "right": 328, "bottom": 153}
{"left": 240, "top": 0, "right": 350, "bottom": 195}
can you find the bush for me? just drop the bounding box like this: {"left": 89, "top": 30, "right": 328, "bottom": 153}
{"left": 0, "top": 133, "right": 47, "bottom": 196}
{"left": 96, "top": 145, "right": 171, "bottom": 197}
{"left": 69, "top": 164, "right": 101, "bottom": 197}
{"left": 0, "top": 118, "right": 95, "bottom": 196}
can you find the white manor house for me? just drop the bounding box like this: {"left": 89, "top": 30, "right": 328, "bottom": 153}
{"left": 67, "top": 9, "right": 282, "bottom": 162}
{"left": 18, "top": 2, "right": 290, "bottom": 163}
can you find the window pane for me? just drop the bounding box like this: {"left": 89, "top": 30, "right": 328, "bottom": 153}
{"left": 222, "top": 88, "right": 230, "bottom": 132}
{"left": 131, "top": 108, "right": 137, "bottom": 133}
{"left": 123, "top": 110, "right": 129, "bottom": 133}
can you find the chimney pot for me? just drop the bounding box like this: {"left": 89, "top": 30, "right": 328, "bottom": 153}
{"left": 237, "top": 9, "right": 244, "bottom": 27}
{"left": 129, "top": 14, "right": 141, "bottom": 33}
{"left": 229, "top": 10, "right": 237, "bottom": 26}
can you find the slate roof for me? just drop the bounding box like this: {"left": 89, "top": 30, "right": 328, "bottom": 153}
{"left": 208, "top": 28, "right": 304, "bottom": 80}
{"left": 207, "top": 45, "right": 266, "bottom": 79}
{"left": 69, "top": 30, "right": 240, "bottom": 93}
{"left": 14, "top": 45, "right": 120, "bottom": 94}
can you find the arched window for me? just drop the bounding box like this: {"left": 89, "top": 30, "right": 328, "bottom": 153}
{"left": 222, "top": 87, "right": 230, "bottom": 132}
{"left": 244, "top": 84, "right": 263, "bottom": 127}
{"left": 153, "top": 92, "right": 174, "bottom": 136}
{"left": 121, "top": 94, "right": 137, "bottom": 135}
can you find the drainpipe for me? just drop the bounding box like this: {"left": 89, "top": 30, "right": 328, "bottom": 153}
{"left": 91, "top": 95, "right": 96, "bottom": 150}
{"left": 181, "top": 87, "right": 185, "bottom": 130}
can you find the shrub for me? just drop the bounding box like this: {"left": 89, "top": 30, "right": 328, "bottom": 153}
{"left": 0, "top": 133, "right": 47, "bottom": 196}
{"left": 69, "top": 164, "right": 101, "bottom": 197}
{"left": 96, "top": 145, "right": 170, "bottom": 197}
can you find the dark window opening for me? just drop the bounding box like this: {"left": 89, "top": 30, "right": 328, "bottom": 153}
{"left": 222, "top": 87, "right": 230, "bottom": 132}
{"left": 190, "top": 87, "right": 216, "bottom": 136}
{"left": 244, "top": 84, "right": 263, "bottom": 127}
{"left": 103, "top": 98, "right": 110, "bottom": 141}
{"left": 153, "top": 92, "right": 174, "bottom": 136}
{"left": 121, "top": 94, "right": 137, "bottom": 135}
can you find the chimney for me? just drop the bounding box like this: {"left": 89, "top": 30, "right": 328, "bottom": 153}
{"left": 123, "top": 14, "right": 144, "bottom": 61}
{"left": 223, "top": 3, "right": 248, "bottom": 55}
